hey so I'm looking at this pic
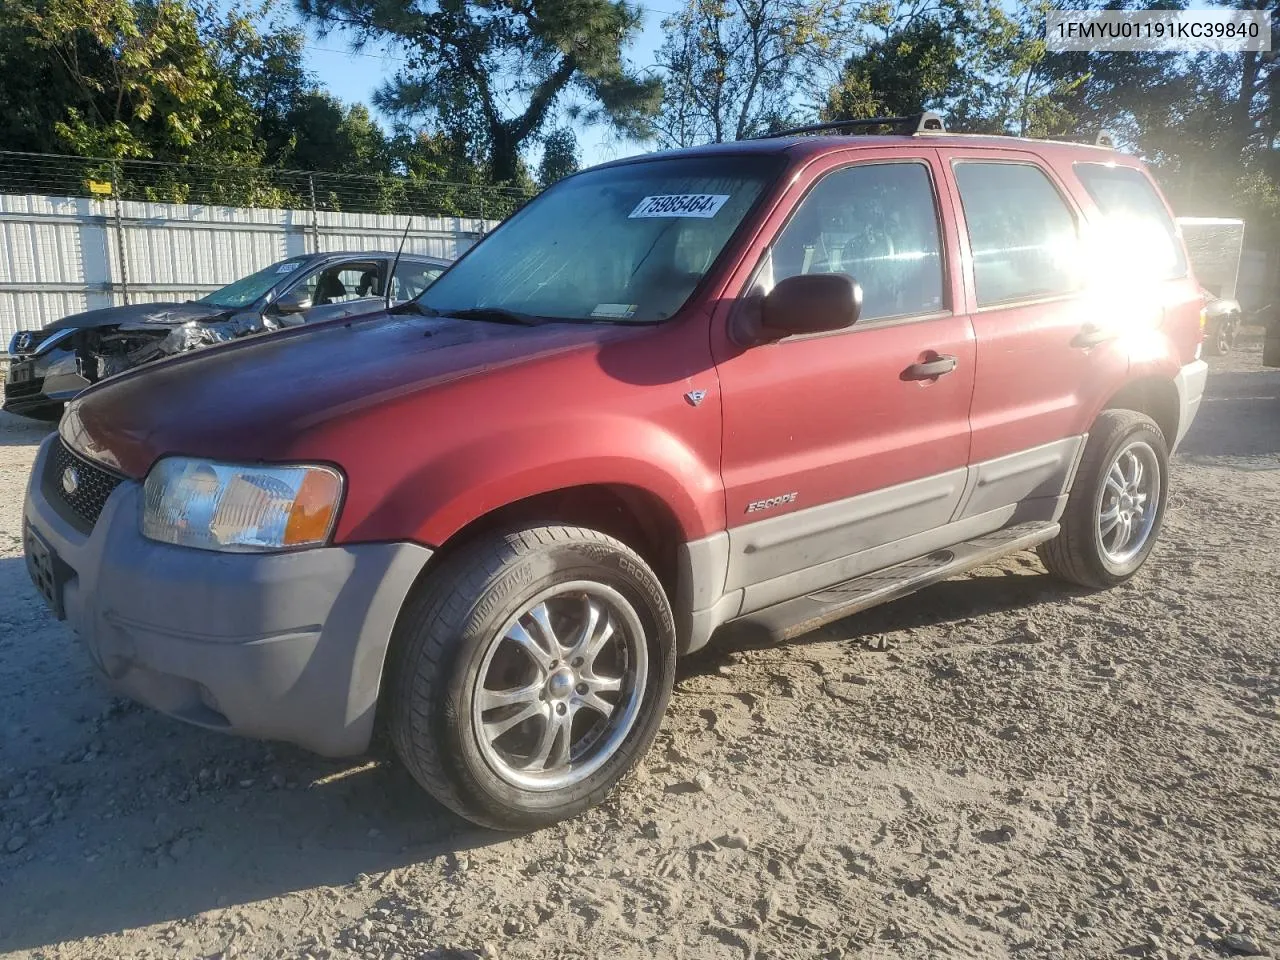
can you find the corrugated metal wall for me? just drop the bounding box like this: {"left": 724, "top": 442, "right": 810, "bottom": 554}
{"left": 0, "top": 193, "right": 495, "bottom": 349}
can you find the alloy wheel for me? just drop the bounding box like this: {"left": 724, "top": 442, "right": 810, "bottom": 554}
{"left": 470, "top": 582, "right": 648, "bottom": 791}
{"left": 1096, "top": 440, "right": 1161, "bottom": 565}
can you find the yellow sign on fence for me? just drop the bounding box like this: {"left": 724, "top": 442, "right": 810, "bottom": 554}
{"left": 86, "top": 180, "right": 113, "bottom": 196}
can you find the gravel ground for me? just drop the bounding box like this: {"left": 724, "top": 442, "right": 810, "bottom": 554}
{"left": 1, "top": 336, "right": 1277, "bottom": 960}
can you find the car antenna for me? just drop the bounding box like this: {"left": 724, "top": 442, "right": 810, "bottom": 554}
{"left": 386, "top": 216, "right": 413, "bottom": 310}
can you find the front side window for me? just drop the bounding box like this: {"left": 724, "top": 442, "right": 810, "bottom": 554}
{"left": 762, "top": 161, "right": 945, "bottom": 322}
{"left": 1074, "top": 162, "right": 1186, "bottom": 281}
{"left": 953, "top": 162, "right": 1081, "bottom": 306}
{"left": 199, "top": 257, "right": 308, "bottom": 309}
{"left": 419, "top": 156, "right": 782, "bottom": 323}
{"left": 300, "top": 262, "right": 383, "bottom": 306}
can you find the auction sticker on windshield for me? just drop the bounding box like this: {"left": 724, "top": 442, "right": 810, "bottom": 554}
{"left": 590, "top": 303, "right": 638, "bottom": 319}
{"left": 629, "top": 194, "right": 730, "bottom": 219}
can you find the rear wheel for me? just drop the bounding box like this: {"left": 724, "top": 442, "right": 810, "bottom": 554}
{"left": 387, "top": 525, "right": 675, "bottom": 830}
{"left": 1038, "top": 410, "right": 1169, "bottom": 589}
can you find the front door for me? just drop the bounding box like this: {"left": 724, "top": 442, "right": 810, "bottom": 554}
{"left": 711, "top": 150, "right": 976, "bottom": 609}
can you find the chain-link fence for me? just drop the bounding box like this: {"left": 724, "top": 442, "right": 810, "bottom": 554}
{"left": 0, "top": 150, "right": 536, "bottom": 221}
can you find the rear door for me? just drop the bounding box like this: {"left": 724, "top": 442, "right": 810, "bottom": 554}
{"left": 936, "top": 147, "right": 1128, "bottom": 520}
{"left": 711, "top": 148, "right": 976, "bottom": 609}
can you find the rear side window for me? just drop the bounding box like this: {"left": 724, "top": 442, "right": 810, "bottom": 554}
{"left": 1073, "top": 163, "right": 1187, "bottom": 279}
{"left": 764, "top": 162, "right": 945, "bottom": 322}
{"left": 953, "top": 162, "right": 1081, "bottom": 306}
{"left": 392, "top": 261, "right": 444, "bottom": 302}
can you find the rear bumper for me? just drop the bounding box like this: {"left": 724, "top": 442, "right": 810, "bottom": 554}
{"left": 1172, "top": 358, "right": 1208, "bottom": 452}
{"left": 23, "top": 434, "right": 433, "bottom": 756}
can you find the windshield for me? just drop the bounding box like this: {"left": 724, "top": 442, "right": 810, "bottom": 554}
{"left": 199, "top": 257, "right": 308, "bottom": 309}
{"left": 419, "top": 156, "right": 782, "bottom": 323}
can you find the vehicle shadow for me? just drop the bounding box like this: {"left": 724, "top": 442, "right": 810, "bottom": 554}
{"left": 1178, "top": 367, "right": 1280, "bottom": 462}
{"left": 698, "top": 564, "right": 1085, "bottom": 665}
{"left": 1, "top": 758, "right": 506, "bottom": 952}
{"left": 0, "top": 554, "right": 506, "bottom": 951}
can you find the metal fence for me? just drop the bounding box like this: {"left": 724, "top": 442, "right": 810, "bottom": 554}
{"left": 0, "top": 151, "right": 536, "bottom": 348}
{"left": 0, "top": 150, "right": 534, "bottom": 221}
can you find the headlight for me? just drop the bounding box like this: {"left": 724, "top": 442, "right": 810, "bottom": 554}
{"left": 142, "top": 458, "right": 344, "bottom": 552}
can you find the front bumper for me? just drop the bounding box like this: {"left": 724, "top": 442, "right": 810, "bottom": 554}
{"left": 1172, "top": 358, "right": 1209, "bottom": 452}
{"left": 23, "top": 435, "right": 433, "bottom": 756}
{"left": 4, "top": 352, "right": 88, "bottom": 418}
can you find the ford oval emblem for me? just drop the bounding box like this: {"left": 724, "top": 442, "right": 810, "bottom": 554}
{"left": 61, "top": 466, "right": 80, "bottom": 497}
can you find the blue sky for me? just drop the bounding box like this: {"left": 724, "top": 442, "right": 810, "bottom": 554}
{"left": 287, "top": 2, "right": 683, "bottom": 169}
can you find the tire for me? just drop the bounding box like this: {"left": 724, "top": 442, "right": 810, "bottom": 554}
{"left": 1038, "top": 410, "right": 1170, "bottom": 589}
{"left": 387, "top": 525, "right": 676, "bottom": 830}
{"left": 1204, "top": 313, "right": 1237, "bottom": 356}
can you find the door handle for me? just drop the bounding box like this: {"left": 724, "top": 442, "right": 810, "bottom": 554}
{"left": 1072, "top": 324, "right": 1116, "bottom": 349}
{"left": 902, "top": 355, "right": 958, "bottom": 380}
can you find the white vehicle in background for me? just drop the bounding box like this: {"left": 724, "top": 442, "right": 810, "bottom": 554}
{"left": 1177, "top": 216, "right": 1245, "bottom": 356}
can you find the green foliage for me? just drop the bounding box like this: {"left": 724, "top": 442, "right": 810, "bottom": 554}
{"left": 8, "top": 0, "right": 264, "bottom": 164}
{"left": 538, "top": 129, "right": 580, "bottom": 187}
{"left": 824, "top": 16, "right": 964, "bottom": 121}
{"left": 297, "top": 0, "right": 660, "bottom": 183}
{"left": 655, "top": 0, "right": 854, "bottom": 145}
{"left": 280, "top": 95, "right": 391, "bottom": 173}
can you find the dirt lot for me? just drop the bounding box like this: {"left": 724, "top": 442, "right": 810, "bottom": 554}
{"left": 1, "top": 337, "right": 1277, "bottom": 960}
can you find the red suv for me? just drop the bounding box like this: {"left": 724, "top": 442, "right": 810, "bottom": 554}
{"left": 23, "top": 116, "right": 1207, "bottom": 829}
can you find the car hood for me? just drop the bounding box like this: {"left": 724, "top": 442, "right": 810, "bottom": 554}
{"left": 45, "top": 301, "right": 235, "bottom": 332}
{"left": 65, "top": 310, "right": 633, "bottom": 478}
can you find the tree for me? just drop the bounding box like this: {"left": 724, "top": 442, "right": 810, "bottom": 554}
{"left": 654, "top": 0, "right": 852, "bottom": 146}
{"left": 296, "top": 0, "right": 661, "bottom": 183}
{"left": 824, "top": 16, "right": 965, "bottom": 121}
{"left": 204, "top": 3, "right": 315, "bottom": 165}
{"left": 538, "top": 128, "right": 580, "bottom": 186}
{"left": 280, "top": 94, "right": 391, "bottom": 172}
{"left": 8, "top": 0, "right": 263, "bottom": 163}
{"left": 825, "top": 0, "right": 1083, "bottom": 138}
{"left": 0, "top": 1, "right": 88, "bottom": 153}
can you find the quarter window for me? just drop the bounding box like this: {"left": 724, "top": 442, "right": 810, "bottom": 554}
{"left": 953, "top": 162, "right": 1081, "bottom": 306}
{"left": 764, "top": 162, "right": 945, "bottom": 322}
{"left": 1073, "top": 163, "right": 1186, "bottom": 280}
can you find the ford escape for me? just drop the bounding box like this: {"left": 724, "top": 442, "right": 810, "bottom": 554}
{"left": 24, "top": 114, "right": 1207, "bottom": 829}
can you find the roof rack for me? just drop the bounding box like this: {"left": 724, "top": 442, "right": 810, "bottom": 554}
{"left": 760, "top": 111, "right": 945, "bottom": 140}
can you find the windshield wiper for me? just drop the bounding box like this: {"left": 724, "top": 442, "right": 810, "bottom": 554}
{"left": 436, "top": 306, "right": 547, "bottom": 326}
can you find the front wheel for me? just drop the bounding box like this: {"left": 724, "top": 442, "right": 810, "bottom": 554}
{"left": 1204, "top": 312, "right": 1239, "bottom": 356}
{"left": 1038, "top": 410, "right": 1170, "bottom": 589}
{"left": 387, "top": 525, "right": 676, "bottom": 830}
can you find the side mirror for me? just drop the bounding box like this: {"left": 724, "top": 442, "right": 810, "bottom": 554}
{"left": 274, "top": 289, "right": 312, "bottom": 315}
{"left": 760, "top": 273, "right": 861, "bottom": 340}
{"left": 733, "top": 273, "right": 862, "bottom": 345}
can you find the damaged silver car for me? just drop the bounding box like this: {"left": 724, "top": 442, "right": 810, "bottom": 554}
{"left": 4, "top": 250, "right": 450, "bottom": 420}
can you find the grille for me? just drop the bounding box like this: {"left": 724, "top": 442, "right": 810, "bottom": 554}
{"left": 10, "top": 328, "right": 59, "bottom": 355}
{"left": 43, "top": 439, "right": 124, "bottom": 532}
